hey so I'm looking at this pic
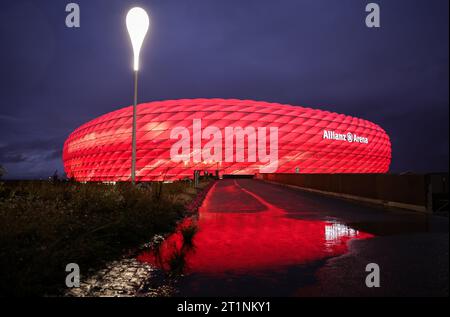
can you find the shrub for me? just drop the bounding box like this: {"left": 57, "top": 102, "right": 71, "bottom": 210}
{"left": 167, "top": 247, "right": 186, "bottom": 276}
{"left": 0, "top": 181, "right": 188, "bottom": 296}
{"left": 180, "top": 224, "right": 198, "bottom": 247}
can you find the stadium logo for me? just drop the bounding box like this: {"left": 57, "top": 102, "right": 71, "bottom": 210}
{"left": 323, "top": 130, "right": 369, "bottom": 144}
{"left": 170, "top": 119, "right": 279, "bottom": 173}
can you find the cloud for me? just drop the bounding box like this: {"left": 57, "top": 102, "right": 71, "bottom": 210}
{"left": 0, "top": 138, "right": 64, "bottom": 178}
{"left": 0, "top": 114, "right": 14, "bottom": 120}
{"left": 0, "top": 0, "right": 448, "bottom": 177}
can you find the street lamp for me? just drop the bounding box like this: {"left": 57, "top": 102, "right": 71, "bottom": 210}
{"left": 126, "top": 7, "right": 150, "bottom": 185}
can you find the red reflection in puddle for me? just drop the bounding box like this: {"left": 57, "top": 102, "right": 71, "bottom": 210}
{"left": 137, "top": 182, "right": 373, "bottom": 275}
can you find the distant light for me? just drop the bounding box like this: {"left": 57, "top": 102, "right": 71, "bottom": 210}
{"left": 126, "top": 7, "right": 150, "bottom": 71}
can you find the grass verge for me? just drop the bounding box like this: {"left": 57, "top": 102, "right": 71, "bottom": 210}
{"left": 0, "top": 180, "right": 205, "bottom": 296}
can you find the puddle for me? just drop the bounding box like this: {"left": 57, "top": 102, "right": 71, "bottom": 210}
{"left": 137, "top": 181, "right": 373, "bottom": 295}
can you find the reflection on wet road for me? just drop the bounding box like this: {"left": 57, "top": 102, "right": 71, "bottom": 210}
{"left": 138, "top": 179, "right": 378, "bottom": 296}
{"left": 139, "top": 179, "right": 448, "bottom": 296}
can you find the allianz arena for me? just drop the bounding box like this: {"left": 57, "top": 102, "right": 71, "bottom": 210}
{"left": 63, "top": 99, "right": 392, "bottom": 181}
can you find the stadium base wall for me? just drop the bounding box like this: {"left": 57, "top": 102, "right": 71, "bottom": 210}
{"left": 256, "top": 173, "right": 436, "bottom": 213}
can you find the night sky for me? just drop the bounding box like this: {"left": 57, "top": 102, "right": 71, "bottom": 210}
{"left": 0, "top": 0, "right": 448, "bottom": 179}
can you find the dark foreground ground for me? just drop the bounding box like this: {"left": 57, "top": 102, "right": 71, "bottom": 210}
{"left": 0, "top": 180, "right": 203, "bottom": 296}
{"left": 167, "top": 179, "right": 448, "bottom": 297}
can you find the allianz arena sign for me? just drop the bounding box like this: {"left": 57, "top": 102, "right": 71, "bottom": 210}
{"left": 63, "top": 99, "right": 391, "bottom": 181}
{"left": 322, "top": 130, "right": 369, "bottom": 144}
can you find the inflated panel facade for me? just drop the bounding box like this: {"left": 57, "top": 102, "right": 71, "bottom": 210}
{"left": 63, "top": 99, "right": 391, "bottom": 181}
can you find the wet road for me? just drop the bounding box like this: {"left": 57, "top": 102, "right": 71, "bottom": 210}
{"left": 140, "top": 179, "right": 449, "bottom": 296}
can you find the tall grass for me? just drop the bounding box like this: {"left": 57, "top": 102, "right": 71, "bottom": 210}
{"left": 167, "top": 247, "right": 187, "bottom": 277}
{"left": 0, "top": 181, "right": 193, "bottom": 296}
{"left": 180, "top": 224, "right": 198, "bottom": 247}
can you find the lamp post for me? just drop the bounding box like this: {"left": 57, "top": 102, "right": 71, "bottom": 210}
{"left": 126, "top": 7, "right": 150, "bottom": 185}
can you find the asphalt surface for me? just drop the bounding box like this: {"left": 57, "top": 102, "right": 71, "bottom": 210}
{"left": 179, "top": 179, "right": 449, "bottom": 297}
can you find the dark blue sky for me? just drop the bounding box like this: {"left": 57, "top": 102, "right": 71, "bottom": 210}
{"left": 0, "top": 0, "right": 448, "bottom": 179}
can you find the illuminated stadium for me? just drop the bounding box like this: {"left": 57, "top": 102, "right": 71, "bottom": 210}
{"left": 63, "top": 99, "right": 392, "bottom": 181}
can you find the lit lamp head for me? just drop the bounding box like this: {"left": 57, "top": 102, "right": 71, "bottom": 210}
{"left": 126, "top": 7, "right": 150, "bottom": 71}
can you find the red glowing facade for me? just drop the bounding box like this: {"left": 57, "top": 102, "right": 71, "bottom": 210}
{"left": 63, "top": 99, "right": 391, "bottom": 181}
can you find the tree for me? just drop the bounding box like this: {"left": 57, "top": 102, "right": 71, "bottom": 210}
{"left": 0, "top": 165, "right": 5, "bottom": 179}
{"left": 51, "top": 170, "right": 59, "bottom": 182}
